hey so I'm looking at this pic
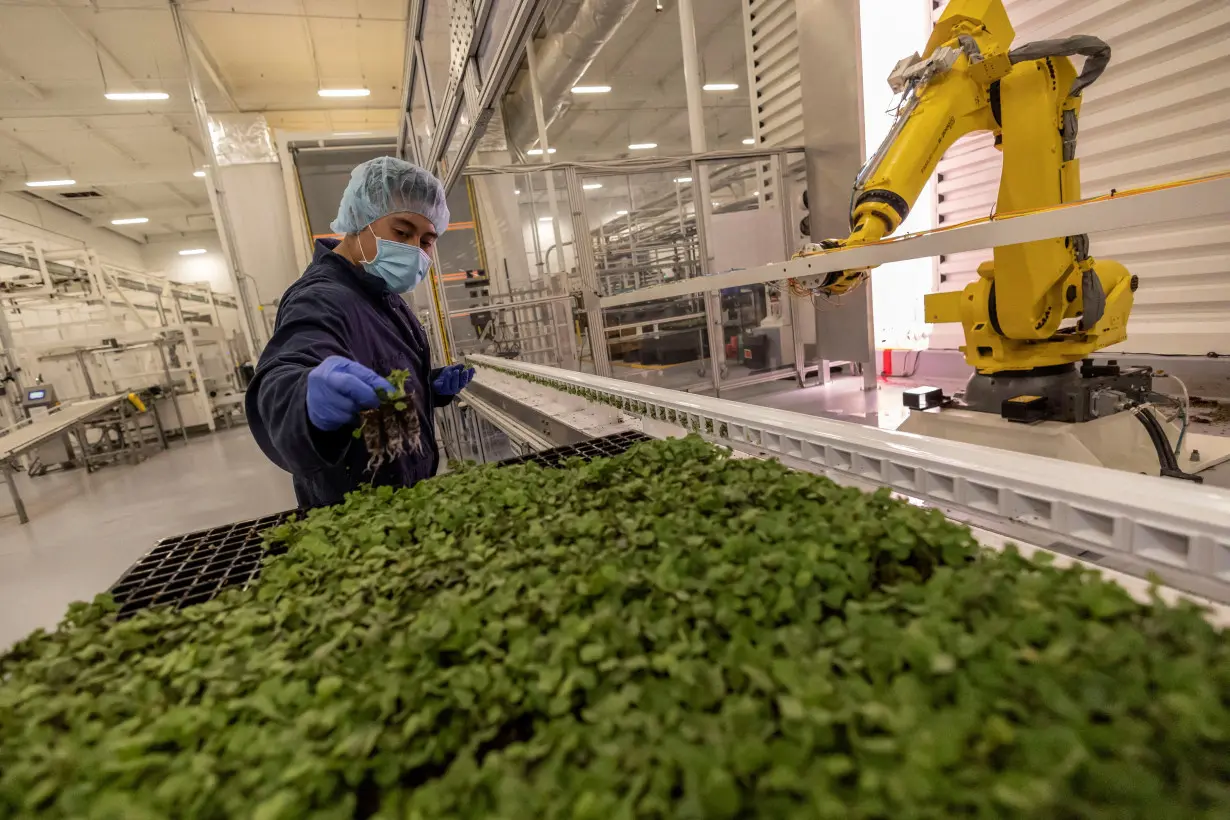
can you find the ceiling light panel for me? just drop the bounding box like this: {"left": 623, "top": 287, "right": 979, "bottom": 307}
{"left": 571, "top": 85, "right": 612, "bottom": 94}
{"left": 179, "top": 248, "right": 207, "bottom": 256}
{"left": 628, "top": 143, "right": 657, "bottom": 150}
{"left": 702, "top": 83, "right": 739, "bottom": 92}
{"left": 318, "top": 88, "right": 371, "bottom": 98}
{"left": 111, "top": 217, "right": 149, "bottom": 225}
{"left": 25, "top": 179, "right": 76, "bottom": 188}
{"left": 105, "top": 91, "right": 169, "bottom": 101}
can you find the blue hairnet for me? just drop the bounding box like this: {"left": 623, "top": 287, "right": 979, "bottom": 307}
{"left": 329, "top": 156, "right": 450, "bottom": 235}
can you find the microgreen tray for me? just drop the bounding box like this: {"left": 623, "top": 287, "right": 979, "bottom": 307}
{"left": 107, "top": 431, "right": 651, "bottom": 616}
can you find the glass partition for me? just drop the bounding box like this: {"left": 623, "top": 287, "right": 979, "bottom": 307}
{"left": 579, "top": 166, "right": 715, "bottom": 388}
{"left": 408, "top": 56, "right": 435, "bottom": 167}
{"left": 442, "top": 168, "right": 578, "bottom": 369}
{"left": 698, "top": 154, "right": 802, "bottom": 388}
{"left": 419, "top": 0, "right": 453, "bottom": 124}
{"left": 440, "top": 100, "right": 471, "bottom": 181}
{"left": 447, "top": 148, "right": 810, "bottom": 393}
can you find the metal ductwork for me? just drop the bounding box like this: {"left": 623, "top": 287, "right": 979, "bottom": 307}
{"left": 502, "top": 0, "right": 640, "bottom": 155}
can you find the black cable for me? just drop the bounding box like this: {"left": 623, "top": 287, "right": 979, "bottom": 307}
{"left": 1135, "top": 407, "right": 1202, "bottom": 483}
{"left": 882, "top": 349, "right": 922, "bottom": 379}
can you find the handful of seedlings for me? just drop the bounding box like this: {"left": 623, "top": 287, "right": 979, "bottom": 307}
{"left": 354, "top": 368, "right": 422, "bottom": 472}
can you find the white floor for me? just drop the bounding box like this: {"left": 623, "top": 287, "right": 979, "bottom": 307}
{"left": 0, "top": 428, "right": 295, "bottom": 650}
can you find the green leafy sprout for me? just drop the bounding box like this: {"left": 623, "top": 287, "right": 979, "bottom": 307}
{"left": 1, "top": 436, "right": 1227, "bottom": 818}
{"left": 354, "top": 368, "right": 420, "bottom": 470}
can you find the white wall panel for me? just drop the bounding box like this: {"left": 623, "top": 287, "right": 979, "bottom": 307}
{"left": 931, "top": 0, "right": 1230, "bottom": 356}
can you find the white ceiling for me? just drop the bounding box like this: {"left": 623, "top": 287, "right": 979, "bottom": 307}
{"left": 0, "top": 0, "right": 755, "bottom": 249}
{"left": 0, "top": 0, "right": 408, "bottom": 241}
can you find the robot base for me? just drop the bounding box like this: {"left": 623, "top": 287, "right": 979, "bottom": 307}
{"left": 899, "top": 406, "right": 1230, "bottom": 478}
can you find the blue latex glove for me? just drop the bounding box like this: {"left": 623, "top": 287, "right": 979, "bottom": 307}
{"left": 306, "top": 356, "right": 394, "bottom": 431}
{"left": 432, "top": 363, "right": 475, "bottom": 396}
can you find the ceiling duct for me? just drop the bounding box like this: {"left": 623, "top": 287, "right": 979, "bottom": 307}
{"left": 501, "top": 0, "right": 640, "bottom": 156}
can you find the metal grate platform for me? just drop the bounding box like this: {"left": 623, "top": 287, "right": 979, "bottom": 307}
{"left": 493, "top": 430, "right": 651, "bottom": 470}
{"left": 107, "top": 432, "right": 653, "bottom": 616}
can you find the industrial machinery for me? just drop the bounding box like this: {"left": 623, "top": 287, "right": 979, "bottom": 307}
{"left": 796, "top": 0, "right": 1131, "bottom": 373}
{"left": 17, "top": 383, "right": 73, "bottom": 474}
{"left": 787, "top": 0, "right": 1216, "bottom": 478}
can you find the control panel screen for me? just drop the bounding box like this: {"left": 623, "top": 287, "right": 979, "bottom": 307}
{"left": 27, "top": 389, "right": 46, "bottom": 401}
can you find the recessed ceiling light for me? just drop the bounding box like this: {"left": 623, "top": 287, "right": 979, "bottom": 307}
{"left": 25, "top": 179, "right": 76, "bottom": 188}
{"left": 318, "top": 88, "right": 370, "bottom": 98}
{"left": 571, "top": 85, "right": 612, "bottom": 94}
{"left": 674, "top": 176, "right": 692, "bottom": 183}
{"left": 742, "top": 137, "right": 756, "bottom": 145}
{"left": 514, "top": 189, "right": 521, "bottom": 194}
{"left": 628, "top": 142, "right": 657, "bottom": 150}
{"left": 179, "top": 248, "right": 207, "bottom": 256}
{"left": 332, "top": 131, "right": 373, "bottom": 136}
{"left": 752, "top": 191, "right": 761, "bottom": 196}
{"left": 616, "top": 210, "right": 629, "bottom": 215}
{"left": 538, "top": 216, "right": 554, "bottom": 222}
{"left": 703, "top": 83, "right": 739, "bottom": 92}
{"left": 582, "top": 183, "right": 603, "bottom": 190}
{"left": 526, "top": 147, "right": 557, "bottom": 155}
{"left": 193, "top": 170, "right": 207, "bottom": 178}
{"left": 111, "top": 217, "right": 149, "bottom": 225}
{"left": 104, "top": 91, "right": 169, "bottom": 101}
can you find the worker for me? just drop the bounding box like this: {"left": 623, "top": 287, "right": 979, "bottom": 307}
{"left": 246, "top": 156, "right": 474, "bottom": 509}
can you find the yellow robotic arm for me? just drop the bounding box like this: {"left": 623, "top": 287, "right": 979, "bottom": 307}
{"left": 798, "top": 0, "right": 1135, "bottom": 375}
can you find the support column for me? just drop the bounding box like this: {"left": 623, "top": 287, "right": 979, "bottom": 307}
{"left": 564, "top": 168, "right": 611, "bottom": 377}
{"left": 169, "top": 0, "right": 262, "bottom": 358}
{"left": 678, "top": 0, "right": 726, "bottom": 392}
{"left": 525, "top": 39, "right": 567, "bottom": 280}
{"left": 796, "top": 0, "right": 877, "bottom": 390}
{"left": 214, "top": 156, "right": 301, "bottom": 347}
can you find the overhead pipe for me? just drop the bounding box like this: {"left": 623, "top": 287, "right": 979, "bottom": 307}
{"left": 501, "top": 0, "right": 640, "bottom": 155}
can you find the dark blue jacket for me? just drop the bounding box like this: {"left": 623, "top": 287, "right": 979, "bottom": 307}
{"left": 246, "top": 239, "right": 452, "bottom": 509}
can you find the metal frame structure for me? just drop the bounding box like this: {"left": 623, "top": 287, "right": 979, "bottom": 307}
{"left": 600, "top": 173, "right": 1230, "bottom": 309}
{"left": 456, "top": 146, "right": 821, "bottom": 394}
{"left": 0, "top": 238, "right": 244, "bottom": 434}
{"left": 467, "top": 352, "right": 1230, "bottom": 604}
{"left": 0, "top": 394, "right": 166, "bottom": 525}
{"left": 397, "top": 0, "right": 552, "bottom": 190}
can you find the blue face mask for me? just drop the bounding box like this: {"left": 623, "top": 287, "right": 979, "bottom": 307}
{"left": 359, "top": 225, "right": 431, "bottom": 294}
